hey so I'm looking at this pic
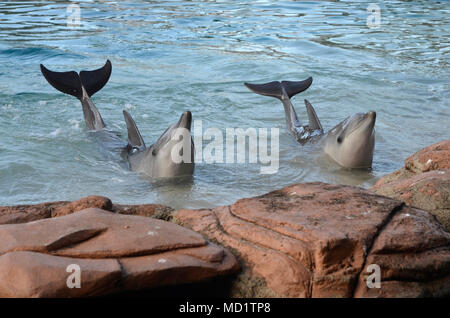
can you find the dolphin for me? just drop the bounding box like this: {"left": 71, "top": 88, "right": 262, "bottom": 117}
{"left": 40, "top": 60, "right": 111, "bottom": 131}
{"left": 123, "top": 110, "right": 195, "bottom": 178}
{"left": 40, "top": 61, "right": 195, "bottom": 178}
{"left": 244, "top": 78, "right": 376, "bottom": 169}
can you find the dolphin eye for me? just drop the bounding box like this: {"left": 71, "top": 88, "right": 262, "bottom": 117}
{"left": 152, "top": 149, "right": 157, "bottom": 156}
{"left": 337, "top": 136, "right": 343, "bottom": 144}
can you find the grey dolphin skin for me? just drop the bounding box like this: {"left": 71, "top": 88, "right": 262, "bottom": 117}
{"left": 123, "top": 110, "right": 195, "bottom": 178}
{"left": 245, "top": 78, "right": 376, "bottom": 169}
{"left": 40, "top": 61, "right": 195, "bottom": 178}
{"left": 40, "top": 60, "right": 110, "bottom": 130}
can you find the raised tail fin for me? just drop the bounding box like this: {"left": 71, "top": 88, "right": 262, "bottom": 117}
{"left": 123, "top": 110, "right": 146, "bottom": 149}
{"left": 304, "top": 99, "right": 323, "bottom": 132}
{"left": 79, "top": 60, "right": 112, "bottom": 97}
{"left": 244, "top": 77, "right": 312, "bottom": 100}
{"left": 40, "top": 60, "right": 111, "bottom": 99}
{"left": 40, "top": 64, "right": 83, "bottom": 99}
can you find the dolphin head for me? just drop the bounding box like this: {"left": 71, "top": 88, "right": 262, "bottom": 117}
{"left": 323, "top": 111, "right": 376, "bottom": 169}
{"left": 148, "top": 111, "right": 195, "bottom": 177}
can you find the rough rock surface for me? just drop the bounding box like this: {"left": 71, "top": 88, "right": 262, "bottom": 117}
{"left": 0, "top": 200, "right": 66, "bottom": 225}
{"left": 0, "top": 196, "right": 173, "bottom": 225}
{"left": 371, "top": 140, "right": 450, "bottom": 230}
{"left": 174, "top": 182, "right": 450, "bottom": 298}
{"left": 404, "top": 140, "right": 450, "bottom": 173}
{"left": 0, "top": 208, "right": 238, "bottom": 297}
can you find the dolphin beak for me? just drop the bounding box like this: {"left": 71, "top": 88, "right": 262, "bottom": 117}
{"left": 177, "top": 110, "right": 192, "bottom": 131}
{"left": 365, "top": 111, "right": 376, "bottom": 132}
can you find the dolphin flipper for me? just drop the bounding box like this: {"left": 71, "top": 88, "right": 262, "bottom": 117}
{"left": 123, "top": 110, "right": 146, "bottom": 149}
{"left": 244, "top": 77, "right": 312, "bottom": 100}
{"left": 304, "top": 99, "right": 323, "bottom": 132}
{"left": 79, "top": 60, "right": 112, "bottom": 97}
{"left": 40, "top": 65, "right": 83, "bottom": 99}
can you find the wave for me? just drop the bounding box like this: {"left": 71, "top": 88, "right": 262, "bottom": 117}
{"left": 0, "top": 47, "right": 84, "bottom": 62}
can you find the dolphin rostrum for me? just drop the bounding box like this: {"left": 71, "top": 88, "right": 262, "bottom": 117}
{"left": 245, "top": 78, "right": 376, "bottom": 169}
{"left": 40, "top": 60, "right": 195, "bottom": 178}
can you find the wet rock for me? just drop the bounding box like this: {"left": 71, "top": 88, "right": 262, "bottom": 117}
{"left": 0, "top": 196, "right": 173, "bottom": 225}
{"left": 371, "top": 140, "right": 450, "bottom": 230}
{"left": 0, "top": 208, "right": 238, "bottom": 297}
{"left": 174, "top": 182, "right": 450, "bottom": 298}
{"left": 112, "top": 203, "right": 174, "bottom": 220}
{"left": 354, "top": 207, "right": 450, "bottom": 297}
{"left": 404, "top": 140, "right": 450, "bottom": 173}
{"left": 51, "top": 196, "right": 112, "bottom": 217}
{"left": 0, "top": 201, "right": 66, "bottom": 225}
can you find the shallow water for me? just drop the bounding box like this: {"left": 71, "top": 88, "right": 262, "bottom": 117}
{"left": 0, "top": 0, "right": 449, "bottom": 209}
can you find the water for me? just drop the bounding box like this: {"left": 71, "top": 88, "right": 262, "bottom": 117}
{"left": 0, "top": 1, "right": 449, "bottom": 209}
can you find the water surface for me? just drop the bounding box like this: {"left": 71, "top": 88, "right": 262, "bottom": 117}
{"left": 0, "top": 0, "right": 449, "bottom": 208}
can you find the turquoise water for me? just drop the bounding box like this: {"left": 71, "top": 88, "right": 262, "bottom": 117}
{"left": 0, "top": 1, "right": 449, "bottom": 209}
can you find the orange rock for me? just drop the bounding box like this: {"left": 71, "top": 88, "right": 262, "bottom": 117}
{"left": 112, "top": 203, "right": 174, "bottom": 220}
{"left": 405, "top": 140, "right": 450, "bottom": 173}
{"left": 175, "top": 182, "right": 450, "bottom": 298}
{"left": 0, "top": 251, "right": 122, "bottom": 298}
{"left": 371, "top": 140, "right": 450, "bottom": 230}
{"left": 0, "top": 201, "right": 66, "bottom": 224}
{"left": 51, "top": 196, "right": 112, "bottom": 217}
{"left": 0, "top": 208, "right": 238, "bottom": 297}
{"left": 0, "top": 196, "right": 173, "bottom": 224}
{"left": 354, "top": 207, "right": 450, "bottom": 297}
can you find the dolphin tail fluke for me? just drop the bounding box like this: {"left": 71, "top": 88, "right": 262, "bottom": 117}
{"left": 40, "top": 60, "right": 111, "bottom": 99}
{"left": 304, "top": 99, "right": 323, "bottom": 131}
{"left": 40, "top": 64, "right": 83, "bottom": 99}
{"left": 79, "top": 60, "right": 112, "bottom": 97}
{"left": 244, "top": 77, "right": 312, "bottom": 100}
{"left": 123, "top": 110, "right": 146, "bottom": 149}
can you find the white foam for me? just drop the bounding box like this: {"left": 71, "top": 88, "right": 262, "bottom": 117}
{"left": 49, "top": 128, "right": 62, "bottom": 137}
{"left": 69, "top": 119, "right": 81, "bottom": 130}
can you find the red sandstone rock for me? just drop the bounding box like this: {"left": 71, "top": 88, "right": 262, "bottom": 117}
{"left": 0, "top": 201, "right": 66, "bottom": 225}
{"left": 371, "top": 140, "right": 450, "bottom": 230}
{"left": 0, "top": 196, "right": 173, "bottom": 225}
{"left": 112, "top": 203, "right": 174, "bottom": 220}
{"left": 51, "top": 196, "right": 112, "bottom": 217}
{"left": 174, "top": 182, "right": 450, "bottom": 298}
{"left": 0, "top": 208, "right": 238, "bottom": 298}
{"left": 404, "top": 140, "right": 450, "bottom": 173}
{"left": 354, "top": 207, "right": 450, "bottom": 297}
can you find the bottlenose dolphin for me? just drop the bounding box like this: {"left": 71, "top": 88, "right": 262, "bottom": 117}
{"left": 245, "top": 78, "right": 376, "bottom": 169}
{"left": 123, "top": 110, "right": 195, "bottom": 178}
{"left": 40, "top": 60, "right": 111, "bottom": 130}
{"left": 40, "top": 61, "right": 195, "bottom": 178}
